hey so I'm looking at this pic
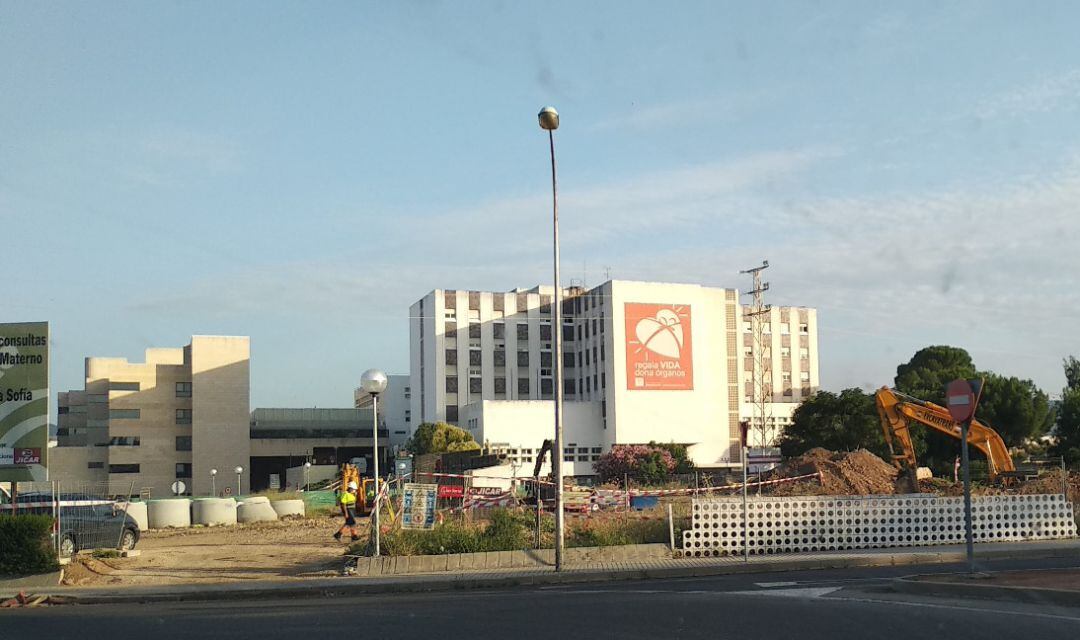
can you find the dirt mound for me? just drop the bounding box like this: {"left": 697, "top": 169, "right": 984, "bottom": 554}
{"left": 765, "top": 448, "right": 899, "bottom": 496}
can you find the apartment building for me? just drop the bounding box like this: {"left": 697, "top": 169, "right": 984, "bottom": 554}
{"left": 51, "top": 336, "right": 250, "bottom": 497}
{"left": 354, "top": 374, "right": 412, "bottom": 449}
{"left": 409, "top": 281, "right": 819, "bottom": 472}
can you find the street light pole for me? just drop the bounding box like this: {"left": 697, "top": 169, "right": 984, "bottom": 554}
{"left": 360, "top": 369, "right": 388, "bottom": 557}
{"left": 538, "top": 105, "right": 565, "bottom": 572}
{"left": 210, "top": 468, "right": 217, "bottom": 497}
{"left": 234, "top": 466, "right": 243, "bottom": 497}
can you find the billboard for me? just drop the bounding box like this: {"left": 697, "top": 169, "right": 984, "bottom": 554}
{"left": 0, "top": 322, "right": 49, "bottom": 481}
{"left": 624, "top": 303, "right": 693, "bottom": 390}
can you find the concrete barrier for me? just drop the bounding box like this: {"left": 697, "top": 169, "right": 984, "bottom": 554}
{"left": 237, "top": 498, "right": 278, "bottom": 523}
{"left": 270, "top": 500, "right": 305, "bottom": 519}
{"left": 147, "top": 499, "right": 192, "bottom": 529}
{"left": 192, "top": 498, "right": 238, "bottom": 526}
{"left": 121, "top": 501, "right": 148, "bottom": 532}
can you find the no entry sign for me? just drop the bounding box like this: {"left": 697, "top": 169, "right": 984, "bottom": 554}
{"left": 945, "top": 378, "right": 983, "bottom": 423}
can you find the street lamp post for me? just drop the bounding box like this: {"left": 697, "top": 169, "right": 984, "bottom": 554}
{"left": 360, "top": 369, "right": 388, "bottom": 557}
{"left": 304, "top": 461, "right": 312, "bottom": 491}
{"left": 538, "top": 105, "right": 566, "bottom": 572}
{"left": 234, "top": 466, "right": 243, "bottom": 497}
{"left": 210, "top": 468, "right": 217, "bottom": 497}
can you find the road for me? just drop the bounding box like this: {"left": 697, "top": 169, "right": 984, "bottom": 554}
{"left": 5, "top": 558, "right": 1080, "bottom": 639}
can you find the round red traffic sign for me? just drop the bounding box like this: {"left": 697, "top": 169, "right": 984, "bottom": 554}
{"left": 946, "top": 379, "right": 976, "bottom": 423}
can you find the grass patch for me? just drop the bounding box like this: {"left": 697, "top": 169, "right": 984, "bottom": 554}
{"left": 91, "top": 549, "right": 121, "bottom": 559}
{"left": 349, "top": 507, "right": 682, "bottom": 557}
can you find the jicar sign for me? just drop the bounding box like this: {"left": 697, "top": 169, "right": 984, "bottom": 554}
{"left": 0, "top": 322, "right": 49, "bottom": 482}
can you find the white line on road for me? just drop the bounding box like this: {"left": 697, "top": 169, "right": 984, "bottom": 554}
{"left": 754, "top": 581, "right": 799, "bottom": 588}
{"left": 728, "top": 587, "right": 842, "bottom": 598}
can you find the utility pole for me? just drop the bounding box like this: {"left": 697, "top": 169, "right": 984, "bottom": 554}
{"left": 740, "top": 261, "right": 772, "bottom": 452}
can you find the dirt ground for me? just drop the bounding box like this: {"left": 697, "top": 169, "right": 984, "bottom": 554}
{"left": 62, "top": 515, "right": 362, "bottom": 587}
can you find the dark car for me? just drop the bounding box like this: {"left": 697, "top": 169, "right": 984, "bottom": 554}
{"left": 6, "top": 492, "right": 140, "bottom": 557}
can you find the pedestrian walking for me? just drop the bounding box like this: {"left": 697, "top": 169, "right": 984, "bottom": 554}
{"left": 334, "top": 480, "right": 360, "bottom": 542}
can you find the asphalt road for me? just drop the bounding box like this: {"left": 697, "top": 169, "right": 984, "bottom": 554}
{"left": 5, "top": 558, "right": 1080, "bottom": 639}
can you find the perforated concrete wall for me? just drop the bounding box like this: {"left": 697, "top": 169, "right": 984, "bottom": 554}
{"left": 683, "top": 494, "right": 1077, "bottom": 557}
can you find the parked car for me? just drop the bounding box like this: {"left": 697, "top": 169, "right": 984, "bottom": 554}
{"left": 4, "top": 492, "right": 140, "bottom": 556}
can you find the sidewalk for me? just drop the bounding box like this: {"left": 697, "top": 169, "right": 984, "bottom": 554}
{"left": 892, "top": 565, "right": 1080, "bottom": 607}
{"left": 5, "top": 539, "right": 1080, "bottom": 605}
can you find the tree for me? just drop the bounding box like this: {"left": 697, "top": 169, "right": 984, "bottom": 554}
{"left": 975, "top": 373, "right": 1054, "bottom": 448}
{"left": 593, "top": 444, "right": 678, "bottom": 485}
{"left": 651, "top": 441, "right": 696, "bottom": 474}
{"left": 1053, "top": 356, "right": 1080, "bottom": 464}
{"left": 778, "top": 389, "right": 889, "bottom": 459}
{"left": 404, "top": 422, "right": 480, "bottom": 455}
{"left": 894, "top": 345, "right": 976, "bottom": 406}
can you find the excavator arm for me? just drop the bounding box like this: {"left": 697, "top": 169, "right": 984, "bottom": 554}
{"left": 875, "top": 387, "right": 1015, "bottom": 480}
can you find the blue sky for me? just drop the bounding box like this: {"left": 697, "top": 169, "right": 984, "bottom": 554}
{"left": 3, "top": 1, "right": 1080, "bottom": 408}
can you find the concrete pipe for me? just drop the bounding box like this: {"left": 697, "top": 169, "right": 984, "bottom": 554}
{"left": 147, "top": 499, "right": 192, "bottom": 529}
{"left": 237, "top": 500, "right": 279, "bottom": 523}
{"left": 120, "top": 501, "right": 149, "bottom": 531}
{"left": 270, "top": 499, "right": 305, "bottom": 519}
{"left": 192, "top": 498, "right": 238, "bottom": 526}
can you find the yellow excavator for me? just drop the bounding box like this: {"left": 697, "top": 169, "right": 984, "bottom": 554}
{"left": 339, "top": 463, "right": 378, "bottom": 516}
{"left": 875, "top": 387, "right": 1015, "bottom": 491}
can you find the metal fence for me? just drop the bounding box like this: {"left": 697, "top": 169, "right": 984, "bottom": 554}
{"left": 1, "top": 480, "right": 137, "bottom": 558}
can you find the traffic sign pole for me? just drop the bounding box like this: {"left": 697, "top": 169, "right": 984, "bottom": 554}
{"left": 946, "top": 378, "right": 982, "bottom": 575}
{"left": 961, "top": 418, "right": 974, "bottom": 573}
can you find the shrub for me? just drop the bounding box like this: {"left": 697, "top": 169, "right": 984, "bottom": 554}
{"left": 594, "top": 444, "right": 678, "bottom": 485}
{"left": 567, "top": 516, "right": 668, "bottom": 548}
{"left": 0, "top": 515, "right": 59, "bottom": 576}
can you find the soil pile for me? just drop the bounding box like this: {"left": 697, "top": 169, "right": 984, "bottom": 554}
{"left": 765, "top": 447, "right": 899, "bottom": 496}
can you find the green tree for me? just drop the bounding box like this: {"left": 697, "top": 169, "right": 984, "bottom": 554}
{"left": 650, "top": 441, "right": 696, "bottom": 474}
{"left": 894, "top": 345, "right": 976, "bottom": 406}
{"left": 778, "top": 389, "right": 889, "bottom": 459}
{"left": 975, "top": 373, "right": 1054, "bottom": 447}
{"left": 405, "top": 422, "right": 480, "bottom": 455}
{"left": 1053, "top": 356, "right": 1080, "bottom": 464}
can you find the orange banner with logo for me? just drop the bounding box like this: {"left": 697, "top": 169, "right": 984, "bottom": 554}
{"left": 624, "top": 303, "right": 693, "bottom": 390}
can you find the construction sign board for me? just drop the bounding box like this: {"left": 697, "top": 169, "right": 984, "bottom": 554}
{"left": 401, "top": 482, "right": 438, "bottom": 530}
{"left": 0, "top": 322, "right": 49, "bottom": 482}
{"left": 624, "top": 303, "right": 694, "bottom": 390}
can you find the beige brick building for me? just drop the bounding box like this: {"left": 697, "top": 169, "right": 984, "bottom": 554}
{"left": 51, "top": 336, "right": 250, "bottom": 497}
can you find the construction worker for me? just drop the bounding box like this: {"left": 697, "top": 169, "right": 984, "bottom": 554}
{"left": 333, "top": 481, "right": 360, "bottom": 542}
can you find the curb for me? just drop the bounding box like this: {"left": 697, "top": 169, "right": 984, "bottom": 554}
{"left": 890, "top": 576, "right": 1080, "bottom": 608}
{"left": 6, "top": 544, "right": 1080, "bottom": 606}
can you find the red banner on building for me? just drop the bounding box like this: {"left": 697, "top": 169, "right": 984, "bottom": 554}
{"left": 14, "top": 448, "right": 41, "bottom": 465}
{"left": 624, "top": 303, "right": 694, "bottom": 390}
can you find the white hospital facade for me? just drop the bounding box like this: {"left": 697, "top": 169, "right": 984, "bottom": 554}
{"left": 409, "top": 280, "right": 819, "bottom": 475}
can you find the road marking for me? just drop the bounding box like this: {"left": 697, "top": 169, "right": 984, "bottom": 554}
{"left": 728, "top": 587, "right": 842, "bottom": 599}
{"left": 754, "top": 581, "right": 799, "bottom": 588}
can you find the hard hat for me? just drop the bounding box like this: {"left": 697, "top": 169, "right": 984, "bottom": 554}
{"left": 347, "top": 481, "right": 358, "bottom": 490}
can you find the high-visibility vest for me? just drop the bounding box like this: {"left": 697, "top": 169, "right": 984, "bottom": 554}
{"left": 340, "top": 491, "right": 357, "bottom": 506}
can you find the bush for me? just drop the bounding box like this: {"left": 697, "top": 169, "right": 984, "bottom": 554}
{"left": 567, "top": 517, "right": 669, "bottom": 548}
{"left": 0, "top": 515, "right": 58, "bottom": 576}
{"left": 594, "top": 444, "right": 678, "bottom": 485}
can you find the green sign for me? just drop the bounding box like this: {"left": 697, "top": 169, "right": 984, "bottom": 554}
{"left": 0, "top": 322, "right": 49, "bottom": 482}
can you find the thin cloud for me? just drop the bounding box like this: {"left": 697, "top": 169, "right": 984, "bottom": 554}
{"left": 975, "top": 69, "right": 1080, "bottom": 120}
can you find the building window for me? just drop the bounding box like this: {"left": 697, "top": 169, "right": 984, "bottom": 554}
{"left": 493, "top": 322, "right": 505, "bottom": 339}
{"left": 110, "top": 409, "right": 140, "bottom": 420}
{"left": 800, "top": 371, "right": 811, "bottom": 381}
{"left": 540, "top": 351, "right": 552, "bottom": 368}
{"left": 592, "top": 346, "right": 598, "bottom": 364}
{"left": 58, "top": 406, "right": 70, "bottom": 415}
{"left": 494, "top": 378, "right": 507, "bottom": 395}
{"left": 540, "top": 378, "right": 553, "bottom": 397}
{"left": 517, "top": 378, "right": 530, "bottom": 396}
{"left": 564, "top": 379, "right": 576, "bottom": 395}
{"left": 517, "top": 351, "right": 529, "bottom": 367}
{"left": 494, "top": 349, "right": 506, "bottom": 366}
{"left": 109, "top": 464, "right": 140, "bottom": 474}
{"left": 469, "top": 350, "right": 482, "bottom": 366}
{"left": 781, "top": 324, "right": 791, "bottom": 335}
{"left": 600, "top": 344, "right": 605, "bottom": 360}
{"left": 109, "top": 436, "right": 140, "bottom": 446}
{"left": 799, "top": 347, "right": 809, "bottom": 360}
{"left": 469, "top": 323, "right": 481, "bottom": 339}
{"left": 781, "top": 346, "right": 790, "bottom": 357}
{"left": 88, "top": 461, "right": 104, "bottom": 469}
{"left": 539, "top": 324, "right": 552, "bottom": 341}
{"left": 782, "top": 372, "right": 792, "bottom": 382}
{"left": 591, "top": 455, "right": 600, "bottom": 462}
{"left": 585, "top": 350, "right": 590, "bottom": 366}
{"left": 601, "top": 372, "right": 606, "bottom": 389}
{"left": 445, "top": 320, "right": 457, "bottom": 334}
{"left": 468, "top": 291, "right": 480, "bottom": 310}
{"left": 493, "top": 296, "right": 504, "bottom": 312}
{"left": 517, "top": 324, "right": 529, "bottom": 340}
{"left": 176, "top": 463, "right": 192, "bottom": 479}
{"left": 591, "top": 447, "right": 602, "bottom": 454}
{"left": 799, "top": 323, "right": 809, "bottom": 334}
{"left": 176, "top": 409, "right": 192, "bottom": 424}
{"left": 446, "top": 405, "right": 459, "bottom": 423}
{"left": 176, "top": 436, "right": 192, "bottom": 451}
{"left": 564, "top": 352, "right": 576, "bottom": 368}
{"left": 540, "top": 295, "right": 552, "bottom": 314}
{"left": 445, "top": 377, "right": 458, "bottom": 393}
{"left": 446, "top": 349, "right": 457, "bottom": 366}
{"left": 516, "top": 293, "right": 528, "bottom": 312}
{"left": 176, "top": 381, "right": 192, "bottom": 397}
{"left": 469, "top": 377, "right": 482, "bottom": 394}
{"left": 110, "top": 381, "right": 140, "bottom": 392}
{"left": 444, "top": 290, "right": 457, "bottom": 308}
